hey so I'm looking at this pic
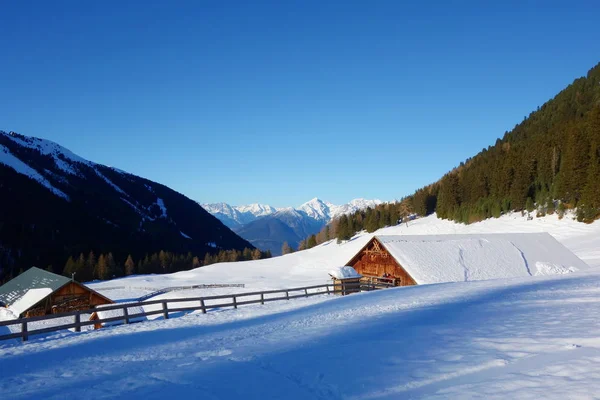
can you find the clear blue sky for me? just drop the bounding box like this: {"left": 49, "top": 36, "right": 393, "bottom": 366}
{"left": 1, "top": 1, "right": 599, "bottom": 208}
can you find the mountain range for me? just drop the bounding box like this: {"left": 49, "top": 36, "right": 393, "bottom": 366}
{"left": 0, "top": 130, "right": 253, "bottom": 281}
{"left": 202, "top": 198, "right": 382, "bottom": 254}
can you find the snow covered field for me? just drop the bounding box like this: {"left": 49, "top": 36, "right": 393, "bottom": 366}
{"left": 1, "top": 212, "right": 599, "bottom": 399}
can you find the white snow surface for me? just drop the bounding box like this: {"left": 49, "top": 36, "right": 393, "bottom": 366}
{"left": 1, "top": 212, "right": 600, "bottom": 399}
{"left": 155, "top": 198, "right": 167, "bottom": 218}
{"left": 376, "top": 233, "right": 588, "bottom": 284}
{"left": 8, "top": 288, "right": 53, "bottom": 317}
{"left": 92, "top": 304, "right": 147, "bottom": 326}
{"left": 329, "top": 266, "right": 361, "bottom": 279}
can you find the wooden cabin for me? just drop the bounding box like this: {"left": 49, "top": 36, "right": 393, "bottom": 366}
{"left": 0, "top": 267, "right": 113, "bottom": 318}
{"left": 345, "top": 237, "right": 416, "bottom": 287}
{"left": 345, "top": 233, "right": 590, "bottom": 287}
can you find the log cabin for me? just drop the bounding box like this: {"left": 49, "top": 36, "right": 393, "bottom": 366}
{"left": 345, "top": 233, "right": 589, "bottom": 287}
{"left": 0, "top": 267, "right": 113, "bottom": 318}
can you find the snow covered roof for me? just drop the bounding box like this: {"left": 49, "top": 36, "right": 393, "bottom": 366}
{"left": 329, "top": 266, "right": 362, "bottom": 280}
{"left": 0, "top": 267, "right": 70, "bottom": 307}
{"left": 9, "top": 288, "right": 53, "bottom": 316}
{"left": 372, "top": 233, "right": 589, "bottom": 285}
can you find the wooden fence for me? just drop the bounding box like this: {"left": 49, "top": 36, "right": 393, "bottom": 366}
{"left": 0, "top": 281, "right": 390, "bottom": 343}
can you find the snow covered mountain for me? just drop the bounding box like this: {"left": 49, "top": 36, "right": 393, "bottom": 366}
{"left": 203, "top": 197, "right": 381, "bottom": 229}
{"left": 200, "top": 202, "right": 278, "bottom": 228}
{"left": 203, "top": 197, "right": 382, "bottom": 255}
{"left": 0, "top": 130, "right": 253, "bottom": 277}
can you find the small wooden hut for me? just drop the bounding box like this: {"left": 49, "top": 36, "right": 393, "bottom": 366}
{"left": 328, "top": 266, "right": 362, "bottom": 295}
{"left": 345, "top": 237, "right": 417, "bottom": 287}
{"left": 0, "top": 267, "right": 113, "bottom": 318}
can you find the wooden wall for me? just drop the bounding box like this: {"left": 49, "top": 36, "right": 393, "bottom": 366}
{"left": 348, "top": 238, "right": 417, "bottom": 287}
{"left": 24, "top": 282, "right": 113, "bottom": 317}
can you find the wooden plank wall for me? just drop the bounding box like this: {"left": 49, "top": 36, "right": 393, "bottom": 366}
{"left": 350, "top": 239, "right": 417, "bottom": 287}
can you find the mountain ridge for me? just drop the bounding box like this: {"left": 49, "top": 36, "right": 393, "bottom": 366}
{"left": 203, "top": 197, "right": 382, "bottom": 255}
{"left": 0, "top": 130, "right": 253, "bottom": 281}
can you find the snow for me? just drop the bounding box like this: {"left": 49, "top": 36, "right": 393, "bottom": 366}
{"left": 203, "top": 198, "right": 382, "bottom": 227}
{"left": 329, "top": 266, "right": 361, "bottom": 279}
{"left": 155, "top": 198, "right": 167, "bottom": 218}
{"left": 92, "top": 303, "right": 146, "bottom": 326}
{"left": 8, "top": 288, "right": 53, "bottom": 316}
{"left": 376, "top": 233, "right": 588, "bottom": 284}
{"left": 92, "top": 167, "right": 126, "bottom": 194}
{"left": 179, "top": 231, "right": 192, "bottom": 239}
{"left": 2, "top": 270, "right": 600, "bottom": 399}
{"left": 1, "top": 212, "right": 600, "bottom": 399}
{"left": 0, "top": 144, "right": 70, "bottom": 200}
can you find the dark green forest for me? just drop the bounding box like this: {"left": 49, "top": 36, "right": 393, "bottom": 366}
{"left": 306, "top": 62, "right": 600, "bottom": 246}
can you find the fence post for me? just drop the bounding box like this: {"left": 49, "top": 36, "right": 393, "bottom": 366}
{"left": 21, "top": 320, "right": 28, "bottom": 342}
{"left": 286, "top": 290, "right": 289, "bottom": 300}
{"left": 123, "top": 307, "right": 129, "bottom": 324}
{"left": 162, "top": 301, "right": 169, "bottom": 320}
{"left": 74, "top": 312, "right": 81, "bottom": 332}
{"left": 200, "top": 298, "right": 206, "bottom": 314}
{"left": 233, "top": 296, "right": 238, "bottom": 309}
{"left": 260, "top": 293, "right": 264, "bottom": 305}
{"left": 326, "top": 284, "right": 330, "bottom": 294}
{"left": 304, "top": 288, "right": 308, "bottom": 297}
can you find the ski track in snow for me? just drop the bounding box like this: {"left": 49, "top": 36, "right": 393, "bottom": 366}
{"left": 511, "top": 242, "right": 533, "bottom": 276}
{"left": 458, "top": 247, "right": 469, "bottom": 281}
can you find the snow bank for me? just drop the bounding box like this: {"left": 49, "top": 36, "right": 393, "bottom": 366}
{"left": 329, "top": 266, "right": 361, "bottom": 279}
{"left": 92, "top": 303, "right": 146, "bottom": 327}
{"left": 535, "top": 261, "right": 578, "bottom": 276}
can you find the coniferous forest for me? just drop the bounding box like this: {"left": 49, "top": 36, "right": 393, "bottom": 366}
{"left": 306, "top": 63, "right": 600, "bottom": 245}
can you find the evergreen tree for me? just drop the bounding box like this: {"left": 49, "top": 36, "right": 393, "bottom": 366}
{"left": 307, "top": 235, "right": 317, "bottom": 249}
{"left": 281, "top": 242, "right": 292, "bottom": 255}
{"left": 124, "top": 254, "right": 135, "bottom": 276}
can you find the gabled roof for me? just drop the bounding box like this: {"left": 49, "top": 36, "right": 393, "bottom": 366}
{"left": 0, "top": 267, "right": 71, "bottom": 307}
{"left": 360, "top": 233, "right": 589, "bottom": 285}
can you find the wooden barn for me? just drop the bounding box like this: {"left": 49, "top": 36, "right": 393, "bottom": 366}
{"left": 345, "top": 233, "right": 590, "bottom": 287}
{"left": 0, "top": 267, "right": 113, "bottom": 318}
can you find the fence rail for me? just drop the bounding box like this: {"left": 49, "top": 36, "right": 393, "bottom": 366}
{"left": 0, "top": 281, "right": 387, "bottom": 343}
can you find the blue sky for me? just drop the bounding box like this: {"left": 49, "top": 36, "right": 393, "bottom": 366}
{"left": 1, "top": 1, "right": 599, "bottom": 207}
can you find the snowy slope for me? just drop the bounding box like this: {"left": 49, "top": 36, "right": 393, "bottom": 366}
{"left": 2, "top": 269, "right": 600, "bottom": 399}
{"left": 1, "top": 212, "right": 600, "bottom": 398}
{"left": 87, "top": 211, "right": 600, "bottom": 298}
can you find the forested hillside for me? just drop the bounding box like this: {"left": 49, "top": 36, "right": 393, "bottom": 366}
{"left": 307, "top": 63, "right": 600, "bottom": 245}
{"left": 411, "top": 63, "right": 600, "bottom": 224}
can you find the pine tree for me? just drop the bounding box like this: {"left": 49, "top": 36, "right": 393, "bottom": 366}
{"left": 281, "top": 242, "right": 292, "bottom": 255}
{"left": 63, "top": 256, "right": 76, "bottom": 277}
{"left": 124, "top": 255, "right": 135, "bottom": 276}
{"left": 107, "top": 252, "right": 118, "bottom": 277}
{"left": 251, "top": 248, "right": 262, "bottom": 260}
{"left": 192, "top": 256, "right": 200, "bottom": 268}
{"left": 95, "top": 254, "right": 108, "bottom": 280}
{"left": 307, "top": 235, "right": 317, "bottom": 249}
